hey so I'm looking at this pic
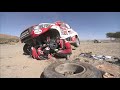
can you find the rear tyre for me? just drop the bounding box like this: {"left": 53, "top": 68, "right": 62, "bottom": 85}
{"left": 74, "top": 38, "right": 80, "bottom": 47}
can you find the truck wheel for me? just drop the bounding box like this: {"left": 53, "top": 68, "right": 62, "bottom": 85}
{"left": 41, "top": 60, "right": 102, "bottom": 78}
{"left": 74, "top": 38, "right": 80, "bottom": 47}
{"left": 23, "top": 44, "right": 31, "bottom": 55}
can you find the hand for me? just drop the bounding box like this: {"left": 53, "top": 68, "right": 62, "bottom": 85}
{"left": 54, "top": 49, "right": 58, "bottom": 52}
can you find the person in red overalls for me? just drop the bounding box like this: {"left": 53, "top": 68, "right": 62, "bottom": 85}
{"left": 31, "top": 36, "right": 72, "bottom": 60}
{"left": 31, "top": 37, "right": 51, "bottom": 60}
{"left": 54, "top": 37, "right": 72, "bottom": 60}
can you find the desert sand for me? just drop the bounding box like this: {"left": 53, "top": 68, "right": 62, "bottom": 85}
{"left": 0, "top": 42, "right": 120, "bottom": 78}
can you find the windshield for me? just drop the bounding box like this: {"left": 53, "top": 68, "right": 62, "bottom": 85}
{"left": 39, "top": 23, "right": 51, "bottom": 29}
{"left": 65, "top": 24, "right": 71, "bottom": 29}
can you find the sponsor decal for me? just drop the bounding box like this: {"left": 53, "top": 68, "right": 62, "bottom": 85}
{"left": 34, "top": 26, "right": 42, "bottom": 34}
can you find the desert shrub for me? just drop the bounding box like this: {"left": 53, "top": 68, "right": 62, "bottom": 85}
{"left": 0, "top": 38, "right": 19, "bottom": 44}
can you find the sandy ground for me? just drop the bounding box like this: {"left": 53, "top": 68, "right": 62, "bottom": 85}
{"left": 0, "top": 42, "right": 120, "bottom": 78}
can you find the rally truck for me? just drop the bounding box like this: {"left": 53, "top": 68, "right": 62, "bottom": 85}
{"left": 20, "top": 21, "right": 80, "bottom": 55}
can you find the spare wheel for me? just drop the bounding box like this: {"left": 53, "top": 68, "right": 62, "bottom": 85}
{"left": 41, "top": 60, "right": 102, "bottom": 78}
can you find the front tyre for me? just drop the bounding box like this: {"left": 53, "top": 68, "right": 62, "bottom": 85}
{"left": 23, "top": 44, "right": 31, "bottom": 55}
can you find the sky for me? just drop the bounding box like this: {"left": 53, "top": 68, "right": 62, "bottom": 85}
{"left": 0, "top": 12, "right": 120, "bottom": 40}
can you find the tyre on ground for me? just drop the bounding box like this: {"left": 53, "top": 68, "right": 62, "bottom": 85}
{"left": 41, "top": 60, "right": 102, "bottom": 78}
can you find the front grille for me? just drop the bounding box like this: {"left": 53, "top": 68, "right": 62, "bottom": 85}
{"left": 20, "top": 28, "right": 33, "bottom": 43}
{"left": 21, "top": 35, "right": 32, "bottom": 43}
{"left": 20, "top": 28, "right": 31, "bottom": 40}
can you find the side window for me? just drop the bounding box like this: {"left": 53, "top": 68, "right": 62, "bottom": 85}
{"left": 60, "top": 23, "right": 68, "bottom": 35}
{"left": 65, "top": 24, "right": 71, "bottom": 29}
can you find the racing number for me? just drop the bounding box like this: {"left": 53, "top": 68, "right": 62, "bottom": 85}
{"left": 34, "top": 29, "right": 42, "bottom": 34}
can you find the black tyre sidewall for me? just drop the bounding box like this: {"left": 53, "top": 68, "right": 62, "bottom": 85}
{"left": 74, "top": 38, "right": 80, "bottom": 47}
{"left": 42, "top": 61, "right": 102, "bottom": 78}
{"left": 23, "top": 44, "right": 31, "bottom": 55}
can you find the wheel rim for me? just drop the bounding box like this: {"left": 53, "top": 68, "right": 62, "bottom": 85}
{"left": 55, "top": 63, "right": 86, "bottom": 76}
